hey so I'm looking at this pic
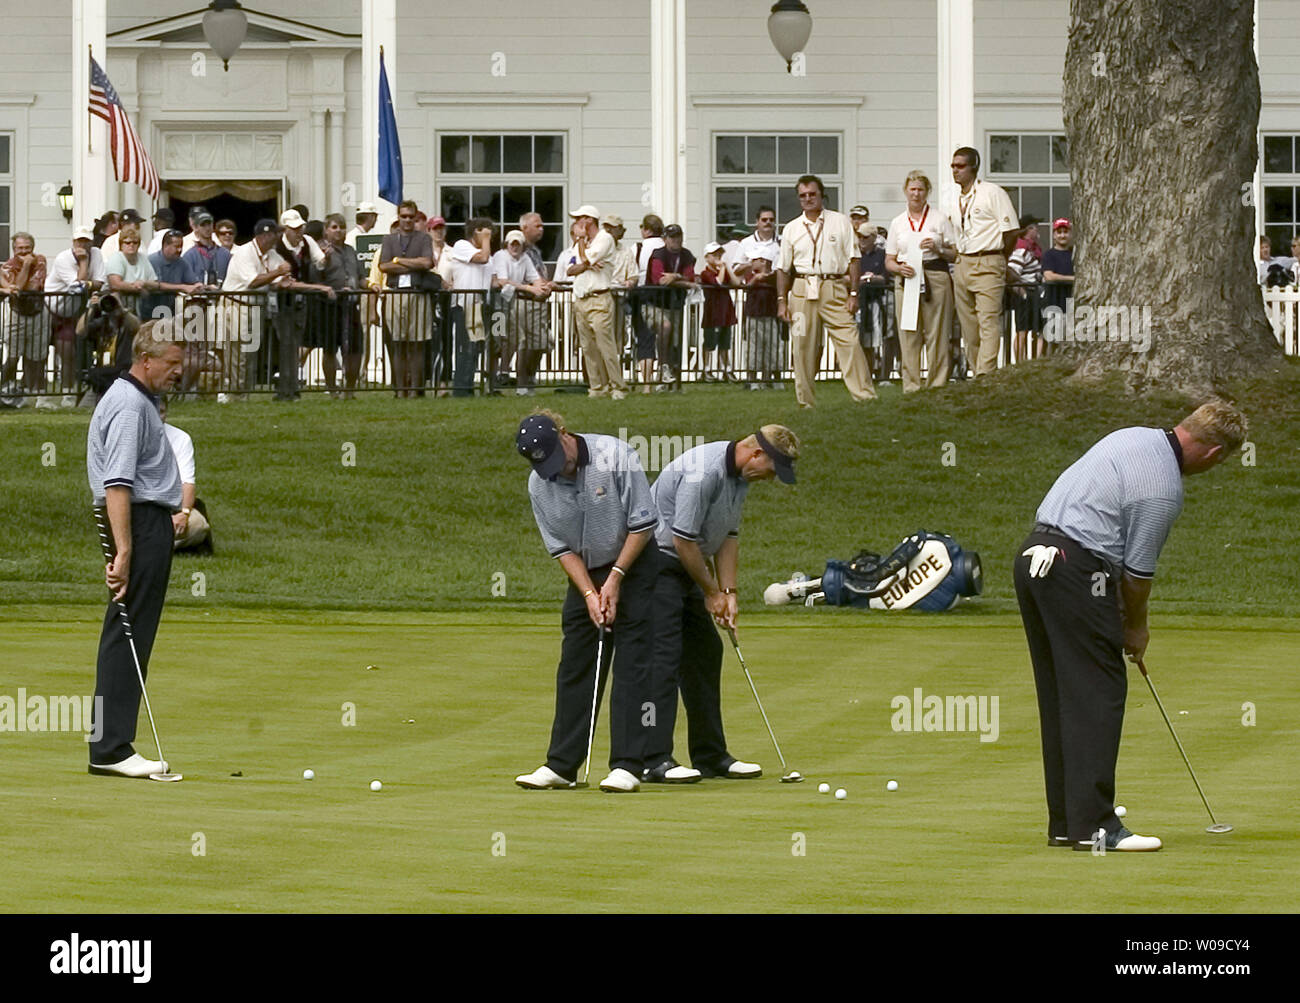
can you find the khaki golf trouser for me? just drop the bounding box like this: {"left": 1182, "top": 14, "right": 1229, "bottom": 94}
{"left": 953, "top": 253, "right": 1007, "bottom": 377}
{"left": 574, "top": 292, "right": 627, "bottom": 395}
{"left": 173, "top": 508, "right": 210, "bottom": 550}
{"left": 788, "top": 276, "right": 876, "bottom": 407}
{"left": 896, "top": 269, "right": 953, "bottom": 392}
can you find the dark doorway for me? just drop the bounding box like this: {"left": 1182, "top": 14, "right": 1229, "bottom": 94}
{"left": 168, "top": 192, "right": 279, "bottom": 243}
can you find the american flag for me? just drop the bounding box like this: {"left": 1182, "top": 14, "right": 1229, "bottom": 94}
{"left": 89, "top": 56, "right": 159, "bottom": 199}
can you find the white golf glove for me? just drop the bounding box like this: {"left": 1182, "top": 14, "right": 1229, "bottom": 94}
{"left": 1021, "top": 545, "right": 1061, "bottom": 578}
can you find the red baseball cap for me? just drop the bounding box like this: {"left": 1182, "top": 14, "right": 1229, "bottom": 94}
{"left": 1052, "top": 217, "right": 1071, "bottom": 230}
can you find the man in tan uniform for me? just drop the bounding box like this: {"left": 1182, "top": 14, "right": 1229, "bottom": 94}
{"left": 776, "top": 175, "right": 876, "bottom": 408}
{"left": 568, "top": 204, "right": 627, "bottom": 399}
{"left": 948, "top": 147, "right": 1019, "bottom": 378}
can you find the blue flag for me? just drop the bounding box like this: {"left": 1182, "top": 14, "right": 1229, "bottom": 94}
{"left": 377, "top": 50, "right": 403, "bottom": 205}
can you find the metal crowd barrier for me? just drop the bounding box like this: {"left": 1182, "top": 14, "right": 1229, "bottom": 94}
{"left": 5, "top": 277, "right": 1290, "bottom": 403}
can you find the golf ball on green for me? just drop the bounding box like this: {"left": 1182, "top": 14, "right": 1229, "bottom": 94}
{"left": 1115, "top": 804, "right": 1127, "bottom": 818}
{"left": 834, "top": 788, "right": 847, "bottom": 800}
{"left": 886, "top": 780, "right": 898, "bottom": 791}
{"left": 303, "top": 769, "right": 314, "bottom": 781}
{"left": 370, "top": 780, "right": 382, "bottom": 792}
{"left": 818, "top": 782, "right": 830, "bottom": 794}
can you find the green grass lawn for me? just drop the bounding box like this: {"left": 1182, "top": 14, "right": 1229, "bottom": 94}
{"left": 2, "top": 609, "right": 1295, "bottom": 912}
{"left": 1, "top": 361, "right": 1297, "bottom": 913}
{"left": 2, "top": 358, "right": 1298, "bottom": 614}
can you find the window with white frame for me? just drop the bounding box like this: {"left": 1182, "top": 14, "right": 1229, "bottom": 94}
{"left": 438, "top": 133, "right": 566, "bottom": 263}
{"left": 0, "top": 133, "right": 13, "bottom": 252}
{"left": 988, "top": 132, "right": 1071, "bottom": 242}
{"left": 1262, "top": 134, "right": 1300, "bottom": 255}
{"left": 714, "top": 134, "right": 841, "bottom": 243}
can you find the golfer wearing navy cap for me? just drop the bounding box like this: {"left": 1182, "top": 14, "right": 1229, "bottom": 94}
{"left": 514, "top": 411, "right": 659, "bottom": 792}
{"left": 643, "top": 424, "right": 800, "bottom": 783}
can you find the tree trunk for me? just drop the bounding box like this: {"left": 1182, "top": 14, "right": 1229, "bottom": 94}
{"left": 1061, "top": 0, "right": 1283, "bottom": 396}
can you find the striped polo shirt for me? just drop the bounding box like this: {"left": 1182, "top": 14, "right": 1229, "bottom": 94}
{"left": 86, "top": 374, "right": 182, "bottom": 510}
{"left": 528, "top": 433, "right": 657, "bottom": 568}
{"left": 652, "top": 440, "right": 749, "bottom": 559}
{"left": 1036, "top": 427, "right": 1184, "bottom": 579}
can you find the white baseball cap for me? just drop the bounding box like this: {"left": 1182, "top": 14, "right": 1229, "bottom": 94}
{"left": 72, "top": 225, "right": 95, "bottom": 241}
{"left": 279, "top": 208, "right": 306, "bottom": 229}
{"left": 704, "top": 241, "right": 723, "bottom": 254}
{"left": 356, "top": 201, "right": 378, "bottom": 215}
{"left": 505, "top": 229, "right": 526, "bottom": 246}
{"left": 568, "top": 204, "right": 600, "bottom": 220}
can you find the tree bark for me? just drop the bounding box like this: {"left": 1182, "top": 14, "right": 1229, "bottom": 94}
{"left": 1061, "top": 0, "right": 1283, "bottom": 396}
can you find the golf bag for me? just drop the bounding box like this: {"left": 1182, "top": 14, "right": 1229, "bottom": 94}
{"left": 765, "top": 530, "right": 982, "bottom": 611}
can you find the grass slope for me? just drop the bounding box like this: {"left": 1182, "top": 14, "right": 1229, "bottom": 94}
{"left": 1, "top": 359, "right": 1297, "bottom": 615}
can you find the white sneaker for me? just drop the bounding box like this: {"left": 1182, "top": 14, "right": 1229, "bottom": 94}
{"left": 598, "top": 768, "right": 640, "bottom": 793}
{"left": 515, "top": 765, "right": 575, "bottom": 790}
{"left": 610, "top": 390, "right": 627, "bottom": 401}
{"left": 747, "top": 383, "right": 761, "bottom": 391}
{"left": 724, "top": 760, "right": 763, "bottom": 779}
{"left": 88, "top": 753, "right": 169, "bottom": 778}
{"left": 35, "top": 395, "right": 59, "bottom": 410}
{"left": 217, "top": 393, "right": 230, "bottom": 404}
{"left": 515, "top": 388, "right": 535, "bottom": 397}
{"left": 61, "top": 394, "right": 77, "bottom": 408}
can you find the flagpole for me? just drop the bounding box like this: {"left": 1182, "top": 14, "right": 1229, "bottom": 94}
{"left": 87, "top": 45, "right": 93, "bottom": 154}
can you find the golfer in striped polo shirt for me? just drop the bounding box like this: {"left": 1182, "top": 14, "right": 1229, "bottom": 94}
{"left": 514, "top": 411, "right": 658, "bottom": 793}
{"left": 85, "top": 321, "right": 185, "bottom": 777}
{"left": 643, "top": 424, "right": 800, "bottom": 783}
{"left": 1014, "top": 401, "right": 1247, "bottom": 851}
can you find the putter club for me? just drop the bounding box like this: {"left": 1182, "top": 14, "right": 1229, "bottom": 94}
{"left": 1136, "top": 658, "right": 1229, "bottom": 833}
{"left": 726, "top": 627, "right": 802, "bottom": 783}
{"left": 94, "top": 508, "right": 182, "bottom": 783}
{"left": 578, "top": 625, "right": 608, "bottom": 788}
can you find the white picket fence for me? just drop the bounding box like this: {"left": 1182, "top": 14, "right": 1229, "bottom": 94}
{"left": 1262, "top": 286, "right": 1300, "bottom": 356}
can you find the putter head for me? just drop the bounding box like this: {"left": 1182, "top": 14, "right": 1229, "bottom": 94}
{"left": 149, "top": 772, "right": 183, "bottom": 782}
{"left": 1206, "top": 823, "right": 1233, "bottom": 834}
{"left": 780, "top": 771, "right": 803, "bottom": 783}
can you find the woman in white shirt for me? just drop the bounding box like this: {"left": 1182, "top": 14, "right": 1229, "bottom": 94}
{"left": 885, "top": 171, "right": 957, "bottom": 392}
{"left": 105, "top": 227, "right": 160, "bottom": 320}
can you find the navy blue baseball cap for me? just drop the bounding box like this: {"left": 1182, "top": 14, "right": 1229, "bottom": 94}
{"left": 517, "top": 415, "right": 567, "bottom": 479}
{"left": 755, "top": 429, "right": 797, "bottom": 484}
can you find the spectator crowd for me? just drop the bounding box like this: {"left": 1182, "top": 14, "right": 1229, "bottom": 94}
{"left": 9, "top": 145, "right": 1289, "bottom": 410}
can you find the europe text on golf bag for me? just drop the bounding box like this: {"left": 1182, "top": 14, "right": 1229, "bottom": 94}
{"left": 764, "top": 531, "right": 982, "bottom": 611}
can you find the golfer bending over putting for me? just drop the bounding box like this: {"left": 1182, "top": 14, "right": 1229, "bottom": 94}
{"left": 642, "top": 424, "right": 800, "bottom": 783}
{"left": 514, "top": 411, "right": 659, "bottom": 793}
{"left": 1014, "top": 400, "right": 1246, "bottom": 851}
{"left": 85, "top": 321, "right": 185, "bottom": 777}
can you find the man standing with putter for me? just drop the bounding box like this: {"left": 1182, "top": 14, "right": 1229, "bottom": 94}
{"left": 643, "top": 424, "right": 801, "bottom": 783}
{"left": 514, "top": 411, "right": 658, "bottom": 793}
{"left": 85, "top": 321, "right": 185, "bottom": 778}
{"left": 1014, "top": 400, "right": 1247, "bottom": 851}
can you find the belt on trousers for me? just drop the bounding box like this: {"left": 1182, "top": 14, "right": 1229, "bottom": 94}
{"left": 959, "top": 250, "right": 1003, "bottom": 258}
{"left": 1032, "top": 523, "right": 1120, "bottom": 578}
{"left": 794, "top": 272, "right": 848, "bottom": 279}
{"left": 578, "top": 289, "right": 613, "bottom": 299}
{"left": 922, "top": 261, "right": 951, "bottom": 272}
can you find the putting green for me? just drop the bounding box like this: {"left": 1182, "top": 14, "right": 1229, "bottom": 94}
{"left": 2, "top": 607, "right": 1294, "bottom": 913}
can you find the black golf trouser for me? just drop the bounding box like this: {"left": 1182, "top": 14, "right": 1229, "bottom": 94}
{"left": 644, "top": 558, "right": 729, "bottom": 772}
{"left": 274, "top": 308, "right": 304, "bottom": 399}
{"left": 545, "top": 550, "right": 656, "bottom": 780}
{"left": 1014, "top": 530, "right": 1127, "bottom": 843}
{"left": 91, "top": 503, "right": 174, "bottom": 765}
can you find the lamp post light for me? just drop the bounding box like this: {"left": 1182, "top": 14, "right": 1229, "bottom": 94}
{"left": 768, "top": 0, "right": 813, "bottom": 73}
{"left": 57, "top": 181, "right": 74, "bottom": 223}
{"left": 202, "top": 0, "right": 248, "bottom": 72}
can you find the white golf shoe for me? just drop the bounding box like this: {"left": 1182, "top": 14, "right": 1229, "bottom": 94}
{"left": 88, "top": 753, "right": 168, "bottom": 778}
{"left": 598, "top": 768, "right": 640, "bottom": 793}
{"left": 515, "top": 765, "right": 575, "bottom": 790}
{"left": 725, "top": 760, "right": 762, "bottom": 778}
{"left": 1112, "top": 830, "right": 1162, "bottom": 851}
